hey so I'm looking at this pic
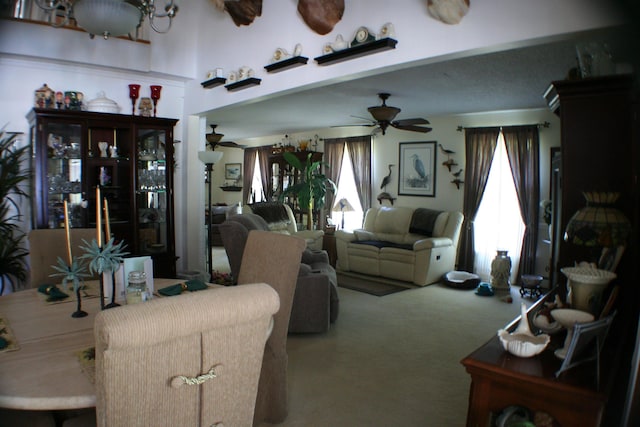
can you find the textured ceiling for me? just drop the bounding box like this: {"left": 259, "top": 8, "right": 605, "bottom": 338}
{"left": 203, "top": 28, "right": 634, "bottom": 141}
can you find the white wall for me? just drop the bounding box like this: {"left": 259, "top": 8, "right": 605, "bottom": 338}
{"left": 0, "top": 0, "right": 620, "bottom": 278}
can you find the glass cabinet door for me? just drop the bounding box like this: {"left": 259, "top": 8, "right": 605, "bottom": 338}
{"left": 44, "top": 122, "right": 84, "bottom": 228}
{"left": 136, "top": 128, "right": 169, "bottom": 256}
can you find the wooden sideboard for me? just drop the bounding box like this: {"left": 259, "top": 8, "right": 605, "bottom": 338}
{"left": 461, "top": 292, "right": 611, "bottom": 427}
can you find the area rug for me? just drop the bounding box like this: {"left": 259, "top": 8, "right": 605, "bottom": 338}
{"left": 337, "top": 273, "right": 412, "bottom": 296}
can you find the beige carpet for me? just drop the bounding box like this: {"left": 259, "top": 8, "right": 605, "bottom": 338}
{"left": 337, "top": 272, "right": 412, "bottom": 296}
{"left": 271, "top": 284, "right": 528, "bottom": 427}
{"left": 212, "top": 248, "right": 530, "bottom": 426}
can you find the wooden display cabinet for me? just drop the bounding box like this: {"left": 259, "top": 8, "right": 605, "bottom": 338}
{"left": 27, "top": 108, "right": 179, "bottom": 278}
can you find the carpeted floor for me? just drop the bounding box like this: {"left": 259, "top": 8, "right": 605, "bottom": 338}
{"left": 337, "top": 272, "right": 412, "bottom": 296}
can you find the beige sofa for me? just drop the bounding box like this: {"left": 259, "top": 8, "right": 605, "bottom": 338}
{"left": 335, "top": 206, "right": 464, "bottom": 286}
{"left": 243, "top": 202, "right": 324, "bottom": 250}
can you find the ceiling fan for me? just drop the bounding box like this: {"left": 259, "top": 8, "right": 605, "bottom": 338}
{"left": 205, "top": 124, "right": 246, "bottom": 150}
{"left": 338, "top": 93, "right": 432, "bottom": 135}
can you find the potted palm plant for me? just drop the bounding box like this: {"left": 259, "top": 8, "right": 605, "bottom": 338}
{"left": 0, "top": 127, "right": 30, "bottom": 295}
{"left": 280, "top": 152, "right": 336, "bottom": 230}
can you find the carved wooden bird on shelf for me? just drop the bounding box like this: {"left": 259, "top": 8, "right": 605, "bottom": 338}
{"left": 439, "top": 144, "right": 455, "bottom": 158}
{"left": 442, "top": 158, "right": 458, "bottom": 172}
{"left": 377, "top": 192, "right": 396, "bottom": 205}
{"left": 451, "top": 178, "right": 464, "bottom": 189}
{"left": 452, "top": 168, "right": 464, "bottom": 178}
{"left": 380, "top": 164, "right": 394, "bottom": 190}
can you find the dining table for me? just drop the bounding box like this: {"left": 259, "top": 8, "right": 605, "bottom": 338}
{"left": 0, "top": 278, "right": 199, "bottom": 411}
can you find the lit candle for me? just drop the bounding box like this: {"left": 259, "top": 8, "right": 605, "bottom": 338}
{"left": 104, "top": 198, "right": 111, "bottom": 240}
{"left": 63, "top": 200, "right": 72, "bottom": 266}
{"left": 96, "top": 186, "right": 102, "bottom": 247}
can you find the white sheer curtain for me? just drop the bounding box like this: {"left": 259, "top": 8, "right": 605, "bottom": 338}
{"left": 473, "top": 133, "right": 525, "bottom": 283}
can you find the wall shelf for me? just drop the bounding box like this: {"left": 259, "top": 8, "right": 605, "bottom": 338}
{"left": 314, "top": 38, "right": 397, "bottom": 66}
{"left": 225, "top": 77, "right": 262, "bottom": 92}
{"left": 264, "top": 56, "right": 309, "bottom": 73}
{"left": 220, "top": 186, "right": 242, "bottom": 192}
{"left": 201, "top": 77, "right": 226, "bottom": 89}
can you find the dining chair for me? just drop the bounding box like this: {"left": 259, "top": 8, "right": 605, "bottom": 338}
{"left": 236, "top": 230, "right": 306, "bottom": 425}
{"left": 64, "top": 283, "right": 279, "bottom": 427}
{"left": 28, "top": 228, "right": 102, "bottom": 288}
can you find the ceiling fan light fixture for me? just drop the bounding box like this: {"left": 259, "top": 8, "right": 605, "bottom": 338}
{"left": 368, "top": 105, "right": 401, "bottom": 122}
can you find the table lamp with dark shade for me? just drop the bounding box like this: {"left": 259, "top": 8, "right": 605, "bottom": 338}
{"left": 333, "top": 197, "right": 355, "bottom": 229}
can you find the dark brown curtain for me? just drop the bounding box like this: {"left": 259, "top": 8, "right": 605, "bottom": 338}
{"left": 324, "top": 135, "right": 372, "bottom": 218}
{"left": 242, "top": 147, "right": 258, "bottom": 204}
{"left": 502, "top": 125, "right": 540, "bottom": 277}
{"left": 257, "top": 146, "right": 271, "bottom": 201}
{"left": 458, "top": 127, "right": 500, "bottom": 272}
{"left": 323, "top": 138, "right": 345, "bottom": 216}
{"left": 345, "top": 136, "right": 372, "bottom": 212}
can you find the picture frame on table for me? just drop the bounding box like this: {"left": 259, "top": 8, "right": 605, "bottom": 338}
{"left": 225, "top": 163, "right": 242, "bottom": 180}
{"left": 398, "top": 141, "right": 437, "bottom": 197}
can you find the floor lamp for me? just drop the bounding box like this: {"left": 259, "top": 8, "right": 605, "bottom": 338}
{"left": 198, "top": 150, "right": 223, "bottom": 281}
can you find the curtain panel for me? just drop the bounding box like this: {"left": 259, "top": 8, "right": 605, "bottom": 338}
{"left": 324, "top": 135, "right": 372, "bottom": 215}
{"left": 502, "top": 125, "right": 540, "bottom": 277}
{"left": 458, "top": 127, "right": 500, "bottom": 272}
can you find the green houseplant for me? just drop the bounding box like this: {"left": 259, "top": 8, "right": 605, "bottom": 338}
{"left": 280, "top": 152, "right": 336, "bottom": 230}
{"left": 0, "top": 127, "right": 30, "bottom": 294}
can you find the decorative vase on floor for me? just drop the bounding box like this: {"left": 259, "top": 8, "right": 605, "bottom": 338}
{"left": 491, "top": 250, "right": 511, "bottom": 291}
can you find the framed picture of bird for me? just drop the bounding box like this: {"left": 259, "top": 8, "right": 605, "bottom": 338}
{"left": 398, "top": 141, "right": 437, "bottom": 197}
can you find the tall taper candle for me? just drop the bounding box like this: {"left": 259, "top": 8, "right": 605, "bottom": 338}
{"left": 104, "top": 198, "right": 111, "bottom": 240}
{"left": 96, "top": 186, "right": 102, "bottom": 247}
{"left": 64, "top": 200, "right": 72, "bottom": 266}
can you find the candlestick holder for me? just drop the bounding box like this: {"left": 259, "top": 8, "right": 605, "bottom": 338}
{"left": 50, "top": 257, "right": 90, "bottom": 318}
{"left": 128, "top": 84, "right": 140, "bottom": 115}
{"left": 150, "top": 85, "right": 162, "bottom": 117}
{"left": 80, "top": 237, "right": 129, "bottom": 309}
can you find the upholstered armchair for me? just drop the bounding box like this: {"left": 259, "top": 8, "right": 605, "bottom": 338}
{"left": 88, "top": 284, "right": 280, "bottom": 427}
{"left": 243, "top": 202, "right": 324, "bottom": 250}
{"left": 219, "top": 213, "right": 339, "bottom": 334}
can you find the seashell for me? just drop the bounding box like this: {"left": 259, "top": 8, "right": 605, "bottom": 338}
{"left": 498, "top": 302, "right": 550, "bottom": 358}
{"left": 427, "top": 0, "right": 470, "bottom": 25}
{"left": 272, "top": 48, "right": 290, "bottom": 63}
{"left": 332, "top": 34, "right": 348, "bottom": 51}
{"left": 293, "top": 43, "right": 303, "bottom": 56}
{"left": 378, "top": 22, "right": 395, "bottom": 39}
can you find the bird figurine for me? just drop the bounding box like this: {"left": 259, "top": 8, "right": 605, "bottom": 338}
{"left": 380, "top": 164, "right": 394, "bottom": 190}
{"left": 438, "top": 144, "right": 455, "bottom": 158}
{"left": 442, "top": 158, "right": 458, "bottom": 172}
{"left": 452, "top": 168, "right": 464, "bottom": 178}
{"left": 377, "top": 192, "right": 396, "bottom": 205}
{"left": 451, "top": 178, "right": 464, "bottom": 189}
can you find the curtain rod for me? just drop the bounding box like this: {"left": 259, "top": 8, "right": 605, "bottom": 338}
{"left": 456, "top": 121, "right": 550, "bottom": 132}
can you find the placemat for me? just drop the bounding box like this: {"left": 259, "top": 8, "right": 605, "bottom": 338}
{"left": 76, "top": 346, "right": 96, "bottom": 385}
{"left": 0, "top": 315, "right": 20, "bottom": 353}
{"left": 37, "top": 282, "right": 101, "bottom": 305}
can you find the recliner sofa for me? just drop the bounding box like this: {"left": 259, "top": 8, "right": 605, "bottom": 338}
{"left": 335, "top": 206, "right": 463, "bottom": 286}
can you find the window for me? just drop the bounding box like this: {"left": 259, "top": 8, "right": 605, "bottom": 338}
{"left": 330, "top": 148, "right": 363, "bottom": 230}
{"left": 249, "top": 154, "right": 265, "bottom": 203}
{"left": 473, "top": 132, "right": 525, "bottom": 282}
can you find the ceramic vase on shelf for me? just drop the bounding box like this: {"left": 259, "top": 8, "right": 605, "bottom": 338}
{"left": 491, "top": 250, "right": 511, "bottom": 291}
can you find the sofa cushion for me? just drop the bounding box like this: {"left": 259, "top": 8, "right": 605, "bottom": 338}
{"left": 353, "top": 240, "right": 413, "bottom": 251}
{"left": 409, "top": 208, "right": 443, "bottom": 236}
{"left": 249, "top": 202, "right": 291, "bottom": 224}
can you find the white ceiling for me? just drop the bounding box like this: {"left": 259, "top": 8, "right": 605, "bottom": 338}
{"left": 203, "top": 28, "right": 634, "bottom": 142}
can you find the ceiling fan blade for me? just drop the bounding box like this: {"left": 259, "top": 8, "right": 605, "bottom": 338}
{"left": 393, "top": 117, "right": 430, "bottom": 126}
{"left": 331, "top": 123, "right": 377, "bottom": 128}
{"left": 350, "top": 115, "right": 377, "bottom": 124}
{"left": 392, "top": 123, "right": 433, "bottom": 133}
{"left": 218, "top": 141, "right": 246, "bottom": 149}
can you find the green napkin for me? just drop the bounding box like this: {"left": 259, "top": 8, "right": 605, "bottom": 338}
{"left": 158, "top": 280, "right": 208, "bottom": 296}
{"left": 37, "top": 283, "right": 69, "bottom": 301}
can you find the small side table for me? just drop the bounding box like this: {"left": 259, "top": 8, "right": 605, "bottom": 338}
{"left": 322, "top": 233, "right": 337, "bottom": 268}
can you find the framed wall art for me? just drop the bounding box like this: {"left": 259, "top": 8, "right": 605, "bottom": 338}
{"left": 398, "top": 141, "right": 437, "bottom": 197}
{"left": 224, "top": 163, "right": 242, "bottom": 180}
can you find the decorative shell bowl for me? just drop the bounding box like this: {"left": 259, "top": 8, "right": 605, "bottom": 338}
{"left": 498, "top": 303, "right": 550, "bottom": 358}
